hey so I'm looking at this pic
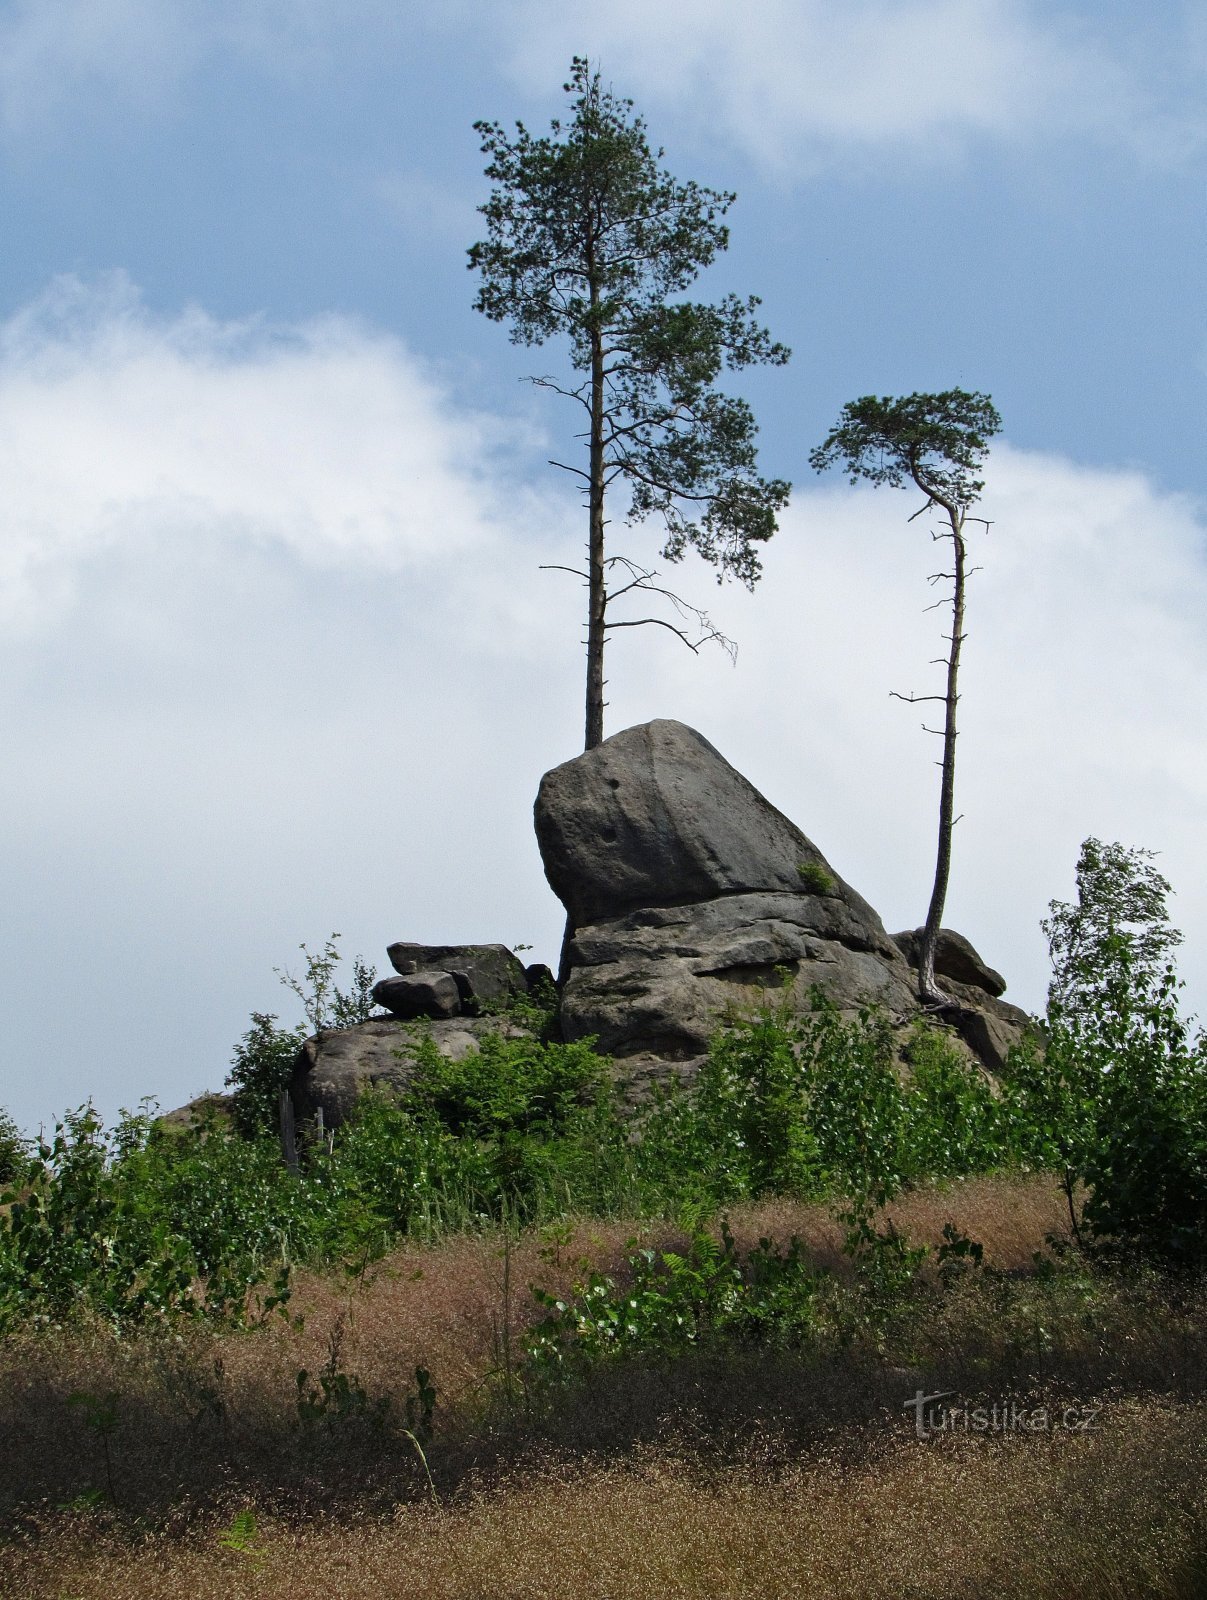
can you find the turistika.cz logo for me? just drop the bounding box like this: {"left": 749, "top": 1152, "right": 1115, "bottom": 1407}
{"left": 903, "top": 1390, "right": 1102, "bottom": 1439}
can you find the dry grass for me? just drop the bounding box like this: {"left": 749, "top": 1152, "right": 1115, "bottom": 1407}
{"left": 4, "top": 1174, "right": 1206, "bottom": 1598}
{"left": 6, "top": 1398, "right": 1206, "bottom": 1598}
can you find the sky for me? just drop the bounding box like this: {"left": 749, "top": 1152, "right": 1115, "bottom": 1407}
{"left": 1, "top": 0, "right": 1206, "bottom": 1133}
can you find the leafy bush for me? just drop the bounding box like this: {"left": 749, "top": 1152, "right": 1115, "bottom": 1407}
{"left": 0, "top": 1107, "right": 27, "bottom": 1186}
{"left": 0, "top": 1102, "right": 299, "bottom": 1333}
{"left": 526, "top": 1220, "right": 833, "bottom": 1373}
{"left": 226, "top": 935, "right": 382, "bottom": 1137}
{"left": 226, "top": 1012, "right": 306, "bottom": 1139}
{"left": 1007, "top": 839, "right": 1207, "bottom": 1265}
{"left": 637, "top": 994, "right": 1012, "bottom": 1208}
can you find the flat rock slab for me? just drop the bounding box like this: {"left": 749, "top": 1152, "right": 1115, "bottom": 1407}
{"left": 385, "top": 941, "right": 530, "bottom": 1012}
{"left": 290, "top": 1016, "right": 531, "bottom": 1128}
{"left": 373, "top": 969, "right": 462, "bottom": 1020}
{"left": 562, "top": 892, "right": 1031, "bottom": 1075}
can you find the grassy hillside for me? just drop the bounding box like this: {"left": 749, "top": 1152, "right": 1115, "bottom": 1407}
{"left": 4, "top": 1176, "right": 1207, "bottom": 1598}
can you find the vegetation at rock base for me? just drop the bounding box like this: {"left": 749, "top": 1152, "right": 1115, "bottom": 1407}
{"left": 4, "top": 838, "right": 1207, "bottom": 1596}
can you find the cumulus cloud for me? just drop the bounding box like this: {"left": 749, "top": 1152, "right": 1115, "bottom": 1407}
{"left": 500, "top": 0, "right": 1205, "bottom": 170}
{"left": 0, "top": 277, "right": 1205, "bottom": 1132}
{"left": 0, "top": 1, "right": 1201, "bottom": 166}
{"left": 602, "top": 446, "right": 1207, "bottom": 1027}
{"left": 0, "top": 272, "right": 542, "bottom": 633}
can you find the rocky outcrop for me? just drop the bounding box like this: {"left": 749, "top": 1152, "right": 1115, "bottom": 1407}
{"left": 537, "top": 719, "right": 1031, "bottom": 1080}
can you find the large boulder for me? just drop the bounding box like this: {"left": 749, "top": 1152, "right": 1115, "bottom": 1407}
{"left": 561, "top": 891, "right": 919, "bottom": 1061}
{"left": 373, "top": 970, "right": 462, "bottom": 1020}
{"left": 538, "top": 719, "right": 1032, "bottom": 1079}
{"left": 535, "top": 719, "right": 887, "bottom": 936}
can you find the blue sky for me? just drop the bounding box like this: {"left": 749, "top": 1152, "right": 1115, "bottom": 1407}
{"left": 1, "top": 0, "right": 1206, "bottom": 1132}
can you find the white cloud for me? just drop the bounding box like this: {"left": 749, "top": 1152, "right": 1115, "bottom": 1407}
{"left": 0, "top": 0, "right": 1200, "bottom": 165}
{"left": 602, "top": 445, "right": 1207, "bottom": 1027}
{"left": 0, "top": 272, "right": 539, "bottom": 633}
{"left": 0, "top": 276, "right": 1205, "bottom": 1133}
{"left": 499, "top": 0, "right": 1206, "bottom": 170}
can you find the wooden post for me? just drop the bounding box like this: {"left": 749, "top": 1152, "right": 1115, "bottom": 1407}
{"left": 278, "top": 1088, "right": 299, "bottom": 1175}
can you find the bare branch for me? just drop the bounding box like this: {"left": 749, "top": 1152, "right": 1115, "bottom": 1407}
{"left": 539, "top": 564, "right": 590, "bottom": 581}
{"left": 605, "top": 615, "right": 736, "bottom": 661}
{"left": 890, "top": 691, "right": 947, "bottom": 704}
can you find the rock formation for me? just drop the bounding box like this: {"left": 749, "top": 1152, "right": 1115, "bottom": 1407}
{"left": 291, "top": 718, "right": 1032, "bottom": 1126}
{"left": 535, "top": 719, "right": 1030, "bottom": 1087}
{"left": 291, "top": 940, "right": 545, "bottom": 1127}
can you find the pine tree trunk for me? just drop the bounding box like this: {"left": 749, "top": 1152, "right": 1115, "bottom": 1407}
{"left": 584, "top": 261, "right": 607, "bottom": 751}
{"left": 918, "top": 507, "right": 966, "bottom": 1007}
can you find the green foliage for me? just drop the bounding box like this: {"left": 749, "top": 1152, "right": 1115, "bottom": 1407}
{"left": 1043, "top": 838, "right": 1182, "bottom": 1017}
{"left": 900, "top": 1023, "right": 1011, "bottom": 1178}
{"left": 0, "top": 1100, "right": 308, "bottom": 1333}
{"left": 0, "top": 1105, "right": 28, "bottom": 1185}
{"left": 0, "top": 958, "right": 1055, "bottom": 1340}
{"left": 0, "top": 1035, "right": 630, "bottom": 1332}
{"left": 275, "top": 934, "right": 380, "bottom": 1035}
{"left": 639, "top": 995, "right": 1011, "bottom": 1209}
{"left": 837, "top": 1201, "right": 930, "bottom": 1305}
{"left": 470, "top": 58, "right": 790, "bottom": 587}
{"left": 527, "top": 1218, "right": 830, "bottom": 1372}
{"left": 226, "top": 1012, "right": 305, "bottom": 1139}
{"left": 217, "top": 1508, "right": 264, "bottom": 1570}
{"left": 1007, "top": 838, "right": 1207, "bottom": 1266}
{"left": 226, "top": 934, "right": 381, "bottom": 1137}
{"left": 809, "top": 389, "right": 1002, "bottom": 510}
{"left": 479, "top": 969, "right": 560, "bottom": 1037}
{"left": 795, "top": 861, "right": 835, "bottom": 895}
{"left": 406, "top": 1029, "right": 607, "bottom": 1141}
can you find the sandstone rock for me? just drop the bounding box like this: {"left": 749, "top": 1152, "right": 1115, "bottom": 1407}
{"left": 539, "top": 719, "right": 1032, "bottom": 1080}
{"left": 386, "top": 941, "right": 528, "bottom": 1012}
{"left": 290, "top": 1016, "right": 531, "bottom": 1128}
{"left": 560, "top": 892, "right": 918, "bottom": 1059}
{"left": 892, "top": 927, "right": 1007, "bottom": 998}
{"left": 524, "top": 962, "right": 556, "bottom": 993}
{"left": 534, "top": 719, "right": 887, "bottom": 937}
{"left": 373, "top": 969, "right": 462, "bottom": 1020}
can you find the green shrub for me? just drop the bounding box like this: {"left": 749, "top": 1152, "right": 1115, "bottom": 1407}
{"left": 0, "top": 1106, "right": 27, "bottom": 1186}
{"left": 226, "top": 935, "right": 382, "bottom": 1137}
{"left": 637, "top": 995, "right": 1006, "bottom": 1209}
{"left": 1006, "top": 838, "right": 1207, "bottom": 1265}
{"left": 526, "top": 1220, "right": 832, "bottom": 1373}
{"left": 900, "top": 1024, "right": 1012, "bottom": 1178}
{"left": 226, "top": 1012, "right": 306, "bottom": 1139}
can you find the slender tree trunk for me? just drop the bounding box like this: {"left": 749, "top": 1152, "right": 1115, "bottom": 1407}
{"left": 918, "top": 505, "right": 966, "bottom": 1007}
{"left": 584, "top": 257, "right": 607, "bottom": 750}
